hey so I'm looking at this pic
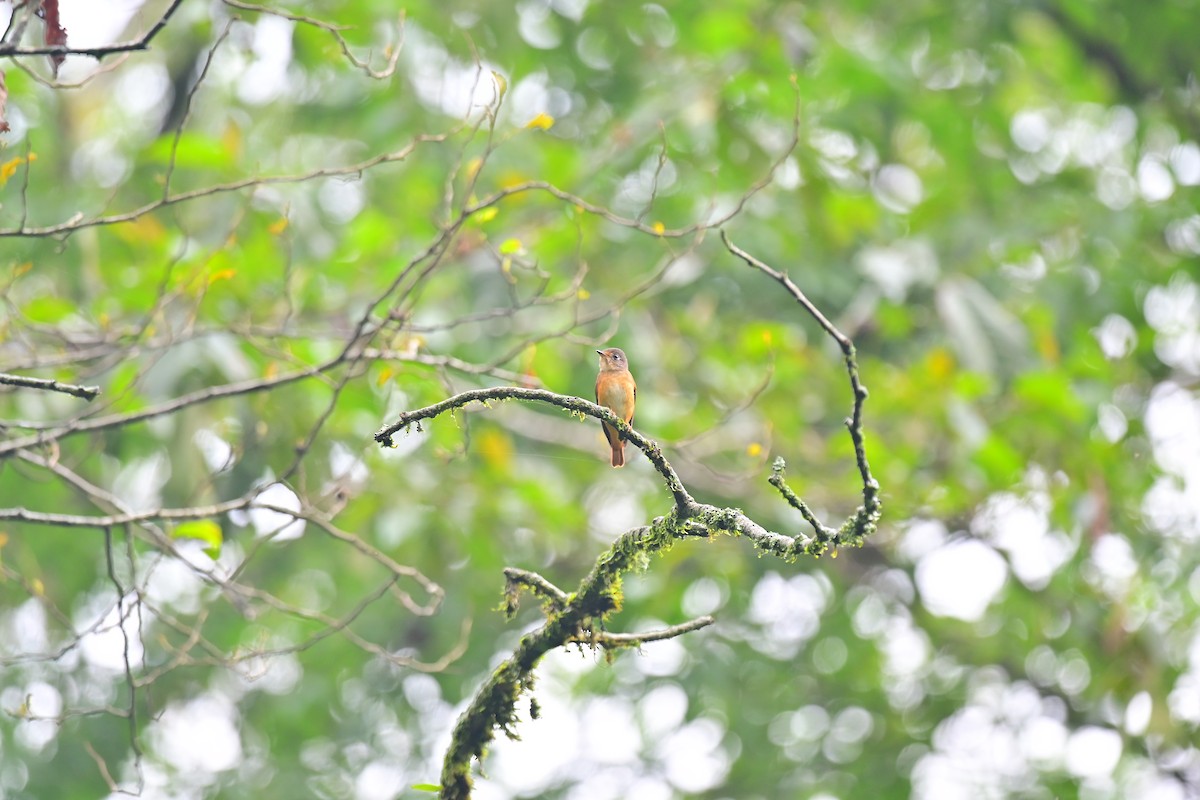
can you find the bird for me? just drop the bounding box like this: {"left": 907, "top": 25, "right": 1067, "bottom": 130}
{"left": 595, "top": 347, "right": 637, "bottom": 467}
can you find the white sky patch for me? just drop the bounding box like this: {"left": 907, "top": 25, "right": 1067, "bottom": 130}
{"left": 639, "top": 684, "right": 688, "bottom": 741}
{"left": 238, "top": 15, "right": 295, "bottom": 106}
{"left": 1171, "top": 142, "right": 1200, "bottom": 184}
{"left": 581, "top": 697, "right": 642, "bottom": 764}
{"left": 898, "top": 518, "right": 949, "bottom": 561}
{"left": 77, "top": 592, "right": 146, "bottom": 673}
{"left": 1064, "top": 726, "right": 1122, "bottom": 779}
{"left": 747, "top": 572, "right": 829, "bottom": 659}
{"left": 1093, "top": 313, "right": 1137, "bottom": 359}
{"left": 151, "top": 694, "right": 243, "bottom": 776}
{"left": 857, "top": 238, "right": 940, "bottom": 302}
{"left": 194, "top": 428, "right": 235, "bottom": 473}
{"left": 633, "top": 632, "right": 687, "bottom": 678}
{"left": 659, "top": 717, "right": 729, "bottom": 794}
{"left": 5, "top": 598, "right": 49, "bottom": 655}
{"left": 973, "top": 491, "right": 1076, "bottom": 590}
{"left": 1144, "top": 278, "right": 1200, "bottom": 373}
{"left": 1141, "top": 382, "right": 1200, "bottom": 541}
{"left": 1124, "top": 691, "right": 1153, "bottom": 736}
{"left": 1138, "top": 155, "right": 1175, "bottom": 202}
{"left": 486, "top": 676, "right": 578, "bottom": 796}
{"left": 319, "top": 177, "right": 366, "bottom": 224}
{"left": 144, "top": 555, "right": 207, "bottom": 615}
{"left": 11, "top": 681, "right": 62, "bottom": 752}
{"left": 112, "top": 451, "right": 171, "bottom": 512}
{"left": 1087, "top": 534, "right": 1139, "bottom": 598}
{"left": 231, "top": 482, "right": 306, "bottom": 541}
{"left": 586, "top": 479, "right": 645, "bottom": 541}
{"left": 354, "top": 761, "right": 406, "bottom": 800}
{"left": 914, "top": 677, "right": 1077, "bottom": 798}
{"left": 404, "top": 26, "right": 504, "bottom": 119}
{"left": 873, "top": 163, "right": 924, "bottom": 213}
{"left": 916, "top": 539, "right": 1007, "bottom": 621}
{"left": 329, "top": 442, "right": 370, "bottom": 488}
{"left": 1096, "top": 403, "right": 1128, "bottom": 442}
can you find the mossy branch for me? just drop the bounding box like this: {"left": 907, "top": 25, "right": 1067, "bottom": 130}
{"left": 722, "top": 230, "right": 883, "bottom": 548}
{"left": 380, "top": 241, "right": 882, "bottom": 799}
{"left": 375, "top": 386, "right": 694, "bottom": 514}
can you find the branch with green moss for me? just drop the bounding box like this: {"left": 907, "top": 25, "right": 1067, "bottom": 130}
{"left": 375, "top": 387, "right": 694, "bottom": 515}
{"left": 723, "top": 230, "right": 882, "bottom": 547}
{"left": 377, "top": 241, "right": 881, "bottom": 798}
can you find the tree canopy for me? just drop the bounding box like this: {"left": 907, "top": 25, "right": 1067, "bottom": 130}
{"left": 1, "top": 1, "right": 1198, "bottom": 798}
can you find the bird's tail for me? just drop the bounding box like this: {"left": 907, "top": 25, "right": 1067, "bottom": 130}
{"left": 610, "top": 442, "right": 625, "bottom": 468}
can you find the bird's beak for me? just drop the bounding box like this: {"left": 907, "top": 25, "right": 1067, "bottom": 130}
{"left": 596, "top": 350, "right": 604, "bottom": 356}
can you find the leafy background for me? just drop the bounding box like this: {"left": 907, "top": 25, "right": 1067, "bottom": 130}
{"left": 1, "top": 0, "right": 1198, "bottom": 798}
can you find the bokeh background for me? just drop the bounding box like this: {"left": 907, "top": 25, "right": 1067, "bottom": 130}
{"left": 1, "top": 0, "right": 1198, "bottom": 798}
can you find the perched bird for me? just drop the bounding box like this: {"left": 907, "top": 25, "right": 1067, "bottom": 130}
{"left": 595, "top": 348, "right": 637, "bottom": 467}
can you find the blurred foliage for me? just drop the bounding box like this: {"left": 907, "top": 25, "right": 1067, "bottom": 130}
{"left": 2, "top": 0, "right": 1199, "bottom": 798}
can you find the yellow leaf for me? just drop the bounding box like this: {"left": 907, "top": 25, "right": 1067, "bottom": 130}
{"left": 762, "top": 330, "right": 773, "bottom": 346}
{"left": 172, "top": 520, "right": 223, "bottom": 559}
{"left": 831, "top": 548, "right": 839, "bottom": 559}
{"left": 208, "top": 269, "right": 236, "bottom": 286}
{"left": 268, "top": 217, "right": 289, "bottom": 235}
{"left": 478, "top": 428, "right": 513, "bottom": 470}
{"left": 577, "top": 288, "right": 590, "bottom": 300}
{"left": 746, "top": 442, "right": 763, "bottom": 457}
{"left": 652, "top": 221, "right": 665, "bottom": 236}
{"left": 499, "top": 238, "right": 522, "bottom": 255}
{"left": 927, "top": 347, "right": 955, "bottom": 380}
{"left": 12, "top": 262, "right": 32, "bottom": 278}
{"left": 491, "top": 71, "right": 508, "bottom": 100}
{"left": 525, "top": 112, "right": 555, "bottom": 130}
{"left": 0, "top": 153, "right": 36, "bottom": 185}
{"left": 475, "top": 207, "right": 499, "bottom": 223}
{"left": 0, "top": 531, "right": 8, "bottom": 548}
{"left": 500, "top": 171, "right": 530, "bottom": 189}
{"left": 32, "top": 578, "right": 44, "bottom": 596}
{"left": 1037, "top": 330, "right": 1060, "bottom": 364}
{"left": 377, "top": 366, "right": 395, "bottom": 387}
{"left": 221, "top": 122, "right": 243, "bottom": 161}
{"left": 112, "top": 215, "right": 168, "bottom": 245}
{"left": 465, "top": 157, "right": 484, "bottom": 180}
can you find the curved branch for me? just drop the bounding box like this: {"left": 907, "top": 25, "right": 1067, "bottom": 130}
{"left": 722, "top": 231, "right": 882, "bottom": 547}
{"left": 375, "top": 386, "right": 695, "bottom": 515}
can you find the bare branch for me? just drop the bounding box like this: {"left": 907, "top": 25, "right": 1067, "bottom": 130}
{"left": 0, "top": 0, "right": 184, "bottom": 59}
{"left": 0, "top": 371, "right": 100, "bottom": 400}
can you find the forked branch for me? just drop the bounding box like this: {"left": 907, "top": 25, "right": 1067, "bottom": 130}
{"left": 375, "top": 238, "right": 881, "bottom": 799}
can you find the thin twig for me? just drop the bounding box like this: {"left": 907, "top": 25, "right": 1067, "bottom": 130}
{"left": 0, "top": 0, "right": 184, "bottom": 58}
{"left": 0, "top": 372, "right": 100, "bottom": 400}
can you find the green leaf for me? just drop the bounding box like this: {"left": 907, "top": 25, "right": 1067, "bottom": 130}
{"left": 410, "top": 784, "right": 441, "bottom": 793}
{"left": 171, "top": 520, "right": 223, "bottom": 558}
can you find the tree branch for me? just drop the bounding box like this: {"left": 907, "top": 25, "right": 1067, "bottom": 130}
{"left": 721, "top": 230, "right": 881, "bottom": 549}
{"left": 0, "top": 0, "right": 184, "bottom": 59}
{"left": 0, "top": 371, "right": 100, "bottom": 400}
{"left": 375, "top": 386, "right": 695, "bottom": 516}
{"left": 373, "top": 226, "right": 887, "bottom": 797}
